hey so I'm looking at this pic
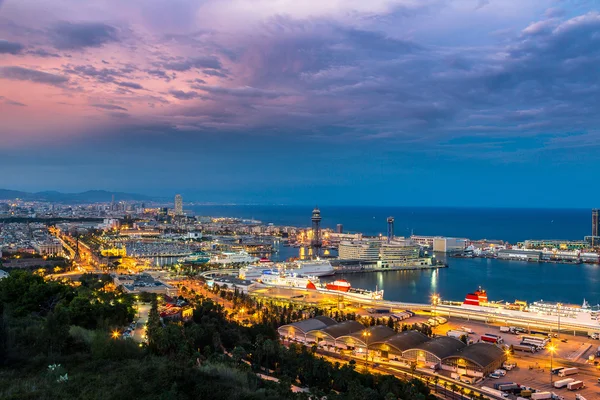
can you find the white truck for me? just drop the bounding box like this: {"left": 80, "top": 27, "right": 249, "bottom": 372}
{"left": 500, "top": 326, "right": 510, "bottom": 333}
{"left": 558, "top": 367, "right": 578, "bottom": 377}
{"left": 553, "top": 378, "right": 574, "bottom": 388}
{"left": 461, "top": 326, "right": 474, "bottom": 334}
{"left": 567, "top": 380, "right": 584, "bottom": 390}
{"left": 447, "top": 330, "right": 467, "bottom": 339}
{"left": 575, "top": 394, "right": 587, "bottom": 400}
{"left": 588, "top": 331, "right": 599, "bottom": 340}
{"left": 480, "top": 386, "right": 509, "bottom": 398}
{"left": 530, "top": 392, "right": 552, "bottom": 400}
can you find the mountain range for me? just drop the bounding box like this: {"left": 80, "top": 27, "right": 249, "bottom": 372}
{"left": 0, "top": 189, "right": 155, "bottom": 203}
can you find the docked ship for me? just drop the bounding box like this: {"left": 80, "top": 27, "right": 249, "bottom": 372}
{"left": 178, "top": 251, "right": 210, "bottom": 264}
{"left": 209, "top": 251, "right": 259, "bottom": 265}
{"left": 257, "top": 272, "right": 384, "bottom": 301}
{"left": 239, "top": 259, "right": 334, "bottom": 280}
{"left": 457, "top": 287, "right": 600, "bottom": 326}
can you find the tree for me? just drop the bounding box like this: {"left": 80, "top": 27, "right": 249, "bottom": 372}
{"left": 443, "top": 381, "right": 448, "bottom": 398}
{"left": 459, "top": 334, "right": 468, "bottom": 344}
{"left": 232, "top": 346, "right": 247, "bottom": 363}
{"left": 433, "top": 375, "right": 439, "bottom": 393}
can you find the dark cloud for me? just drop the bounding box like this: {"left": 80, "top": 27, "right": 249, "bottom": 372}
{"left": 202, "top": 69, "right": 227, "bottom": 78}
{"left": 91, "top": 103, "right": 128, "bottom": 111}
{"left": 0, "top": 66, "right": 68, "bottom": 85}
{"left": 63, "top": 64, "right": 128, "bottom": 83}
{"left": 193, "top": 84, "right": 286, "bottom": 98}
{"left": 146, "top": 69, "right": 173, "bottom": 81}
{"left": 27, "top": 48, "right": 61, "bottom": 58}
{"left": 117, "top": 81, "right": 143, "bottom": 89}
{"left": 0, "top": 39, "right": 24, "bottom": 54}
{"left": 163, "top": 56, "right": 222, "bottom": 71}
{"left": 168, "top": 89, "right": 199, "bottom": 100}
{"left": 1, "top": 97, "right": 27, "bottom": 106}
{"left": 50, "top": 22, "right": 119, "bottom": 50}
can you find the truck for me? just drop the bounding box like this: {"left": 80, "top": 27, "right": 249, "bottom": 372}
{"left": 447, "top": 330, "right": 467, "bottom": 340}
{"left": 521, "top": 335, "right": 548, "bottom": 347}
{"left": 558, "top": 367, "right": 578, "bottom": 377}
{"left": 460, "top": 326, "right": 474, "bottom": 334}
{"left": 553, "top": 378, "right": 574, "bottom": 388}
{"left": 575, "top": 394, "right": 588, "bottom": 400}
{"left": 567, "top": 380, "right": 584, "bottom": 390}
{"left": 513, "top": 343, "right": 536, "bottom": 353}
{"left": 550, "top": 367, "right": 564, "bottom": 375}
{"left": 500, "top": 326, "right": 510, "bottom": 333}
{"left": 588, "top": 331, "right": 599, "bottom": 340}
{"left": 531, "top": 392, "right": 552, "bottom": 400}
{"left": 493, "top": 382, "right": 514, "bottom": 390}
{"left": 480, "top": 386, "right": 509, "bottom": 398}
{"left": 596, "top": 345, "right": 600, "bottom": 357}
{"left": 481, "top": 333, "right": 504, "bottom": 344}
{"left": 497, "top": 383, "right": 520, "bottom": 393}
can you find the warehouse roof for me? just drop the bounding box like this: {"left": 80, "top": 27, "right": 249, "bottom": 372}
{"left": 371, "top": 330, "right": 431, "bottom": 352}
{"left": 337, "top": 325, "right": 396, "bottom": 346}
{"left": 317, "top": 320, "right": 366, "bottom": 339}
{"left": 278, "top": 316, "right": 337, "bottom": 335}
{"left": 443, "top": 343, "right": 506, "bottom": 368}
{"left": 410, "top": 336, "right": 467, "bottom": 359}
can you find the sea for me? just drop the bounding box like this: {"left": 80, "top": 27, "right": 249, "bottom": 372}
{"left": 190, "top": 205, "right": 598, "bottom": 306}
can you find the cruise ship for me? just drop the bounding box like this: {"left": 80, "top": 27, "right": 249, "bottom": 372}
{"left": 178, "top": 252, "right": 210, "bottom": 264}
{"left": 458, "top": 287, "right": 600, "bottom": 326}
{"left": 209, "top": 251, "right": 259, "bottom": 265}
{"left": 257, "top": 272, "right": 384, "bottom": 301}
{"left": 239, "top": 259, "right": 334, "bottom": 280}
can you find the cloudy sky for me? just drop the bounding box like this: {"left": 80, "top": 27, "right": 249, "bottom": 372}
{"left": 1, "top": 0, "right": 599, "bottom": 206}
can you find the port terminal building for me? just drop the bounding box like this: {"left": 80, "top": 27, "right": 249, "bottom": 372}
{"left": 278, "top": 318, "right": 506, "bottom": 377}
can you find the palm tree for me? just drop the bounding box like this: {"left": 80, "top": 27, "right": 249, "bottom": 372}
{"left": 443, "top": 381, "right": 448, "bottom": 398}
{"left": 468, "top": 389, "right": 476, "bottom": 400}
{"left": 433, "top": 375, "right": 440, "bottom": 393}
{"left": 450, "top": 383, "right": 459, "bottom": 400}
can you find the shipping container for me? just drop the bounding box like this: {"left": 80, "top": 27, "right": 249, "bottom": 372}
{"left": 553, "top": 378, "right": 574, "bottom": 388}
{"left": 558, "top": 367, "right": 578, "bottom": 377}
{"left": 480, "top": 386, "right": 509, "bottom": 398}
{"left": 567, "top": 380, "right": 584, "bottom": 390}
{"left": 530, "top": 392, "right": 552, "bottom": 400}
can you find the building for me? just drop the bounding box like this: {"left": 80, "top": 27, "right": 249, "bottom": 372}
{"left": 338, "top": 238, "right": 428, "bottom": 267}
{"left": 593, "top": 209, "right": 600, "bottom": 245}
{"left": 174, "top": 194, "right": 183, "bottom": 216}
{"left": 433, "top": 237, "right": 467, "bottom": 253}
{"left": 497, "top": 249, "right": 542, "bottom": 262}
{"left": 336, "top": 224, "right": 343, "bottom": 234}
{"left": 338, "top": 240, "right": 381, "bottom": 261}
{"left": 402, "top": 336, "right": 467, "bottom": 368}
{"left": 32, "top": 240, "right": 63, "bottom": 256}
{"left": 305, "top": 320, "right": 365, "bottom": 348}
{"left": 277, "top": 316, "right": 337, "bottom": 341}
{"left": 441, "top": 343, "right": 507, "bottom": 377}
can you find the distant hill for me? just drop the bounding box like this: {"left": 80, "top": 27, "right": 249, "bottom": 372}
{"left": 0, "top": 189, "right": 154, "bottom": 203}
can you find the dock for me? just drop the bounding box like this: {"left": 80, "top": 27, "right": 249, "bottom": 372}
{"left": 331, "top": 259, "right": 447, "bottom": 274}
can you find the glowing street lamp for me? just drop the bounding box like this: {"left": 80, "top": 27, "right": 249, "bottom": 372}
{"left": 111, "top": 330, "right": 120, "bottom": 339}
{"left": 548, "top": 344, "right": 557, "bottom": 385}
{"left": 431, "top": 294, "right": 440, "bottom": 317}
{"left": 362, "top": 330, "right": 372, "bottom": 371}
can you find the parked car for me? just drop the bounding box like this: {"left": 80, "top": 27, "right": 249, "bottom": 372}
{"left": 489, "top": 373, "right": 501, "bottom": 379}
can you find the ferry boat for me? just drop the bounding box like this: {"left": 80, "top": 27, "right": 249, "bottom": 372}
{"left": 257, "top": 272, "right": 384, "bottom": 301}
{"left": 239, "top": 259, "right": 334, "bottom": 280}
{"left": 458, "top": 287, "right": 600, "bottom": 326}
{"left": 209, "top": 251, "right": 259, "bottom": 265}
{"left": 178, "top": 252, "right": 210, "bottom": 264}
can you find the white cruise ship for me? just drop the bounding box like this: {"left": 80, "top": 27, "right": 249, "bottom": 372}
{"left": 258, "top": 271, "right": 319, "bottom": 289}
{"left": 286, "top": 259, "right": 335, "bottom": 276}
{"left": 209, "top": 251, "right": 259, "bottom": 265}
{"left": 240, "top": 259, "right": 334, "bottom": 280}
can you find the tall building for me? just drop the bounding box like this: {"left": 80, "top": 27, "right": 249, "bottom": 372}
{"left": 387, "top": 216, "right": 395, "bottom": 243}
{"left": 311, "top": 206, "right": 322, "bottom": 258}
{"left": 336, "top": 224, "right": 343, "bottom": 234}
{"left": 593, "top": 209, "right": 599, "bottom": 237}
{"left": 174, "top": 194, "right": 183, "bottom": 216}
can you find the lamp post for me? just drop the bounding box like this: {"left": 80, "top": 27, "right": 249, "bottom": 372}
{"left": 548, "top": 344, "right": 556, "bottom": 385}
{"left": 362, "top": 330, "right": 371, "bottom": 372}
{"left": 557, "top": 303, "right": 562, "bottom": 338}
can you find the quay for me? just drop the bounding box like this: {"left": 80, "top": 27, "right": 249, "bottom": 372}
{"left": 331, "top": 259, "right": 447, "bottom": 274}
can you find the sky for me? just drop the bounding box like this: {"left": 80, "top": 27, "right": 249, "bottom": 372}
{"left": 1, "top": 0, "right": 600, "bottom": 207}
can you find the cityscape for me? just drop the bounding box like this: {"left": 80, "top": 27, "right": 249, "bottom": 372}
{"left": 2, "top": 1, "right": 600, "bottom": 400}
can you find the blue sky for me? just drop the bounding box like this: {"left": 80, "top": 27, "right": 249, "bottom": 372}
{"left": 0, "top": 0, "right": 599, "bottom": 207}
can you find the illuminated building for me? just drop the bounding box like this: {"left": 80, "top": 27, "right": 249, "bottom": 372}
{"left": 174, "top": 194, "right": 183, "bottom": 216}
{"left": 311, "top": 206, "right": 322, "bottom": 258}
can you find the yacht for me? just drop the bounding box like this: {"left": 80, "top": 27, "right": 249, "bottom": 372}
{"left": 209, "top": 251, "right": 259, "bottom": 265}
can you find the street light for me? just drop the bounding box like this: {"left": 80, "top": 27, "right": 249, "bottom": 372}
{"left": 548, "top": 344, "right": 556, "bottom": 385}
{"left": 557, "top": 303, "right": 562, "bottom": 338}
{"left": 431, "top": 294, "right": 440, "bottom": 318}
{"left": 362, "top": 330, "right": 372, "bottom": 372}
{"left": 111, "top": 330, "right": 120, "bottom": 339}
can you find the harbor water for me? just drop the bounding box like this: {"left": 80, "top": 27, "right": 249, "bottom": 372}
{"left": 190, "top": 205, "right": 598, "bottom": 306}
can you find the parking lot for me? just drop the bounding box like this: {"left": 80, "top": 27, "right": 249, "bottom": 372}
{"left": 403, "top": 313, "right": 600, "bottom": 399}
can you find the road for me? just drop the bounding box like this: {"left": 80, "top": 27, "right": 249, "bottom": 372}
{"left": 132, "top": 303, "right": 151, "bottom": 343}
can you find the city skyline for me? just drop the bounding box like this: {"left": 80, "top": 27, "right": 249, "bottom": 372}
{"left": 2, "top": 1, "right": 600, "bottom": 207}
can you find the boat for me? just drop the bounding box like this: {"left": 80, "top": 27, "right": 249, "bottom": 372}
{"left": 325, "top": 279, "right": 351, "bottom": 292}
{"left": 209, "top": 251, "right": 259, "bottom": 265}
{"left": 257, "top": 271, "right": 318, "bottom": 290}
{"left": 178, "top": 252, "right": 210, "bottom": 264}
{"left": 257, "top": 272, "right": 384, "bottom": 301}
{"left": 285, "top": 259, "right": 335, "bottom": 276}
{"left": 463, "top": 286, "right": 488, "bottom": 306}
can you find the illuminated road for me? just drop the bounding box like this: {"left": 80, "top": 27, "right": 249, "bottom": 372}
{"left": 132, "top": 303, "right": 151, "bottom": 343}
